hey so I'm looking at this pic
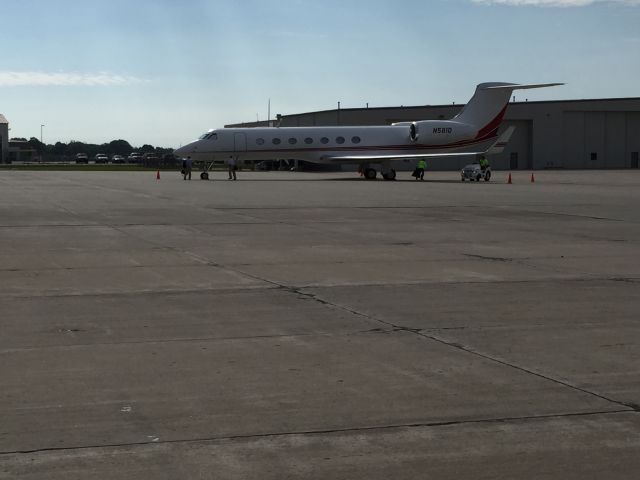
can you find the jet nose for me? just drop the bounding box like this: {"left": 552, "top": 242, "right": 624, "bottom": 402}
{"left": 174, "top": 146, "right": 186, "bottom": 157}
{"left": 174, "top": 142, "right": 198, "bottom": 158}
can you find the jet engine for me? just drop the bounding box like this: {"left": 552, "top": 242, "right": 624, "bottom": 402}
{"left": 409, "top": 120, "right": 477, "bottom": 145}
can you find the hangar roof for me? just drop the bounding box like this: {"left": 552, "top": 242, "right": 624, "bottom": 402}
{"left": 281, "top": 96, "right": 640, "bottom": 117}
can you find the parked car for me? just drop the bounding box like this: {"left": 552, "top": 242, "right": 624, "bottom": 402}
{"left": 461, "top": 162, "right": 491, "bottom": 182}
{"left": 111, "top": 155, "right": 125, "bottom": 164}
{"left": 127, "top": 152, "right": 143, "bottom": 163}
{"left": 94, "top": 153, "right": 109, "bottom": 164}
{"left": 75, "top": 153, "right": 89, "bottom": 164}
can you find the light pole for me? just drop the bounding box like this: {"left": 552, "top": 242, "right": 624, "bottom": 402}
{"left": 40, "top": 124, "right": 45, "bottom": 162}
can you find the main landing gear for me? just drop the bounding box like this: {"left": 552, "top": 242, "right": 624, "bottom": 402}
{"left": 363, "top": 167, "right": 396, "bottom": 181}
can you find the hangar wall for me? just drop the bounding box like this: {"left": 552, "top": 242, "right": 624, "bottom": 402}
{"left": 231, "top": 97, "right": 640, "bottom": 170}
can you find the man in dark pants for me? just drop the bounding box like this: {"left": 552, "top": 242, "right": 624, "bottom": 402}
{"left": 415, "top": 159, "right": 426, "bottom": 181}
{"left": 183, "top": 156, "right": 192, "bottom": 180}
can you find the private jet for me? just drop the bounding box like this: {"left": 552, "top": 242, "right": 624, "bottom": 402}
{"left": 174, "top": 82, "right": 562, "bottom": 180}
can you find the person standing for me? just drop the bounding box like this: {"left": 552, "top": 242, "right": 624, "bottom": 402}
{"left": 416, "top": 159, "right": 426, "bottom": 181}
{"left": 183, "top": 156, "right": 192, "bottom": 180}
{"left": 227, "top": 156, "right": 237, "bottom": 180}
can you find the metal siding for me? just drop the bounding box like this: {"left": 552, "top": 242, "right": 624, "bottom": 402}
{"left": 493, "top": 120, "right": 530, "bottom": 170}
{"left": 605, "top": 112, "right": 626, "bottom": 168}
{"left": 627, "top": 113, "right": 640, "bottom": 167}
{"left": 563, "top": 112, "right": 585, "bottom": 169}
{"left": 584, "top": 112, "right": 606, "bottom": 168}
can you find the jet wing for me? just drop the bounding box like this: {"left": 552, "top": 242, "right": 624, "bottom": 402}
{"left": 323, "top": 151, "right": 484, "bottom": 162}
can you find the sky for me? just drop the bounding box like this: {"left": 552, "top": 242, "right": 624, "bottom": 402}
{"left": 1, "top": 0, "right": 639, "bottom": 148}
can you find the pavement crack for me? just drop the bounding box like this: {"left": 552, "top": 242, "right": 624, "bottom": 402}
{"left": 292, "top": 289, "right": 639, "bottom": 414}
{"left": 414, "top": 330, "right": 638, "bottom": 413}
{"left": 463, "top": 254, "right": 513, "bottom": 263}
{"left": 0, "top": 409, "right": 632, "bottom": 457}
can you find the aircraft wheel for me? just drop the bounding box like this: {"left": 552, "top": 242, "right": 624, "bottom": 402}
{"left": 200, "top": 172, "right": 209, "bottom": 180}
{"left": 382, "top": 169, "right": 396, "bottom": 181}
{"left": 364, "top": 168, "right": 377, "bottom": 180}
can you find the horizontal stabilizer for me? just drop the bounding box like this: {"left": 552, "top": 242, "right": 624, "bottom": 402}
{"left": 483, "top": 83, "right": 564, "bottom": 90}
{"left": 487, "top": 126, "right": 516, "bottom": 155}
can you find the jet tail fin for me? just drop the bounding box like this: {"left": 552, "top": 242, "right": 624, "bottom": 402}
{"left": 453, "top": 82, "right": 563, "bottom": 139}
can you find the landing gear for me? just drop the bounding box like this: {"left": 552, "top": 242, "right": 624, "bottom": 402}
{"left": 364, "top": 168, "right": 377, "bottom": 180}
{"left": 362, "top": 164, "right": 395, "bottom": 181}
{"left": 382, "top": 169, "right": 396, "bottom": 181}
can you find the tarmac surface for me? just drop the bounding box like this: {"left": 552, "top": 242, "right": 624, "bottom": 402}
{"left": 1, "top": 169, "right": 639, "bottom": 479}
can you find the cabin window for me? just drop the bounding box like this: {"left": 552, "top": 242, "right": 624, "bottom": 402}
{"left": 336, "top": 136, "right": 345, "bottom": 144}
{"left": 321, "top": 137, "right": 329, "bottom": 144}
{"left": 351, "top": 136, "right": 361, "bottom": 144}
{"left": 272, "top": 138, "right": 281, "bottom": 145}
{"left": 256, "top": 138, "right": 265, "bottom": 145}
{"left": 288, "top": 138, "right": 297, "bottom": 145}
{"left": 304, "top": 137, "right": 313, "bottom": 144}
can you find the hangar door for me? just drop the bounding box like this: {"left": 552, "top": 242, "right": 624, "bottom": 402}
{"left": 563, "top": 112, "right": 584, "bottom": 168}
{"left": 564, "top": 111, "right": 628, "bottom": 168}
{"left": 493, "top": 120, "right": 531, "bottom": 170}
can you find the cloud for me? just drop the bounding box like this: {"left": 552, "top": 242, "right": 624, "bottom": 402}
{"left": 472, "top": 0, "right": 640, "bottom": 6}
{"left": 0, "top": 71, "right": 145, "bottom": 87}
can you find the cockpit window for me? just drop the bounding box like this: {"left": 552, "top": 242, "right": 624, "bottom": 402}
{"left": 205, "top": 133, "right": 218, "bottom": 140}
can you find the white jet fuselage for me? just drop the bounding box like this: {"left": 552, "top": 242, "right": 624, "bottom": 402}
{"left": 176, "top": 122, "right": 493, "bottom": 164}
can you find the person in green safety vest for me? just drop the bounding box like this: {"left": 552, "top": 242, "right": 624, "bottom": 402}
{"left": 415, "top": 159, "right": 426, "bottom": 181}
{"left": 479, "top": 155, "right": 489, "bottom": 171}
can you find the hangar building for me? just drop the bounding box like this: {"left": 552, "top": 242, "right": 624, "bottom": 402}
{"left": 229, "top": 97, "right": 640, "bottom": 171}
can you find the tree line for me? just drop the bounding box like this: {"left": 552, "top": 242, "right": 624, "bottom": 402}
{"left": 14, "top": 137, "right": 175, "bottom": 159}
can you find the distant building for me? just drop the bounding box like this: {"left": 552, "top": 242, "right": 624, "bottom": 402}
{"left": 0, "top": 114, "right": 8, "bottom": 164}
{"left": 8, "top": 139, "right": 38, "bottom": 162}
{"left": 0, "top": 115, "right": 40, "bottom": 163}
{"left": 228, "top": 97, "right": 640, "bottom": 170}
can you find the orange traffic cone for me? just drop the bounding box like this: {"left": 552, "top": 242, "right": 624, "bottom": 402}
{"left": 156, "top": 169, "right": 160, "bottom": 180}
{"left": 530, "top": 172, "right": 535, "bottom": 183}
{"left": 507, "top": 172, "right": 512, "bottom": 184}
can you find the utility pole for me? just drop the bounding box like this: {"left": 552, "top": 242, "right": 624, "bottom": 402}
{"left": 40, "top": 124, "right": 45, "bottom": 162}
{"left": 268, "top": 99, "right": 271, "bottom": 127}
